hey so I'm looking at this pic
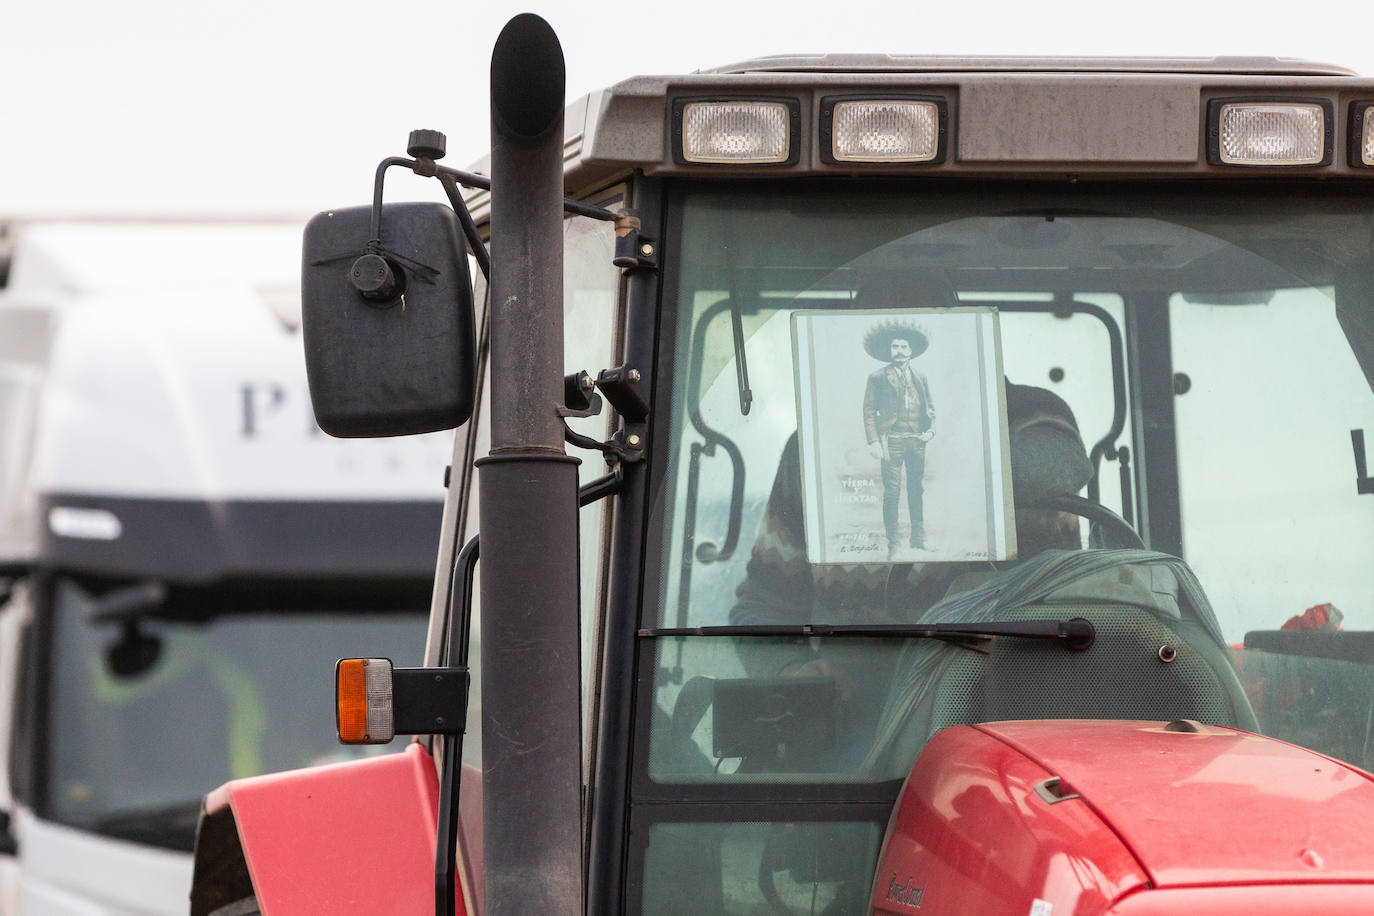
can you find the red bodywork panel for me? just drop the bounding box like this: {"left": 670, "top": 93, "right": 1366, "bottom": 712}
{"left": 204, "top": 743, "right": 482, "bottom": 915}
{"left": 1106, "top": 884, "right": 1374, "bottom": 915}
{"left": 872, "top": 721, "right": 1374, "bottom": 915}
{"left": 871, "top": 723, "right": 1148, "bottom": 915}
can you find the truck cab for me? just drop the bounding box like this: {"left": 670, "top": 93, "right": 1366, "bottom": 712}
{"left": 0, "top": 222, "right": 448, "bottom": 914}
{"left": 194, "top": 17, "right": 1374, "bottom": 915}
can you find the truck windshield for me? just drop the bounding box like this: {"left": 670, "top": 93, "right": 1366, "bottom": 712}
{"left": 42, "top": 575, "right": 428, "bottom": 851}
{"left": 637, "top": 181, "right": 1374, "bottom": 913}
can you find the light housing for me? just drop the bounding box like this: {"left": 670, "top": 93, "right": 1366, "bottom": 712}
{"left": 1206, "top": 98, "right": 1333, "bottom": 166}
{"left": 335, "top": 658, "right": 468, "bottom": 745}
{"left": 336, "top": 657, "right": 395, "bottom": 744}
{"left": 1350, "top": 102, "right": 1374, "bottom": 167}
{"left": 673, "top": 98, "right": 801, "bottom": 165}
{"left": 821, "top": 95, "right": 948, "bottom": 164}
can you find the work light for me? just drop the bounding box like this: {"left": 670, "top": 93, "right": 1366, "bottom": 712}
{"left": 1207, "top": 99, "right": 1332, "bottom": 166}
{"left": 1351, "top": 102, "right": 1374, "bottom": 167}
{"left": 822, "top": 97, "right": 947, "bottom": 163}
{"left": 674, "top": 99, "right": 800, "bottom": 164}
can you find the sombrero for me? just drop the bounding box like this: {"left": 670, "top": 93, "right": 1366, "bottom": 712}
{"left": 863, "top": 317, "right": 929, "bottom": 361}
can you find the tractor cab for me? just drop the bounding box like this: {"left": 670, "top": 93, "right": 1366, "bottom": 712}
{"left": 192, "top": 16, "right": 1374, "bottom": 916}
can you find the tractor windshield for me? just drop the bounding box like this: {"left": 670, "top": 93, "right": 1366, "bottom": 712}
{"left": 634, "top": 182, "right": 1374, "bottom": 914}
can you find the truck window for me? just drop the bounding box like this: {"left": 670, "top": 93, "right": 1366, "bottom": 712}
{"left": 43, "top": 576, "right": 428, "bottom": 851}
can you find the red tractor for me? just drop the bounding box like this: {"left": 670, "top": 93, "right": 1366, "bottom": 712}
{"left": 190, "top": 14, "right": 1374, "bottom": 915}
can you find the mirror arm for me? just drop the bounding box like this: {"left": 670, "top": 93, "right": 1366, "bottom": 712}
{"left": 370, "top": 139, "right": 617, "bottom": 285}
{"left": 430, "top": 163, "right": 615, "bottom": 222}
{"left": 437, "top": 172, "right": 491, "bottom": 282}
{"left": 371, "top": 131, "right": 614, "bottom": 244}
{"left": 0, "top": 810, "right": 16, "bottom": 857}
{"left": 369, "top": 156, "right": 413, "bottom": 243}
{"left": 371, "top": 157, "right": 492, "bottom": 281}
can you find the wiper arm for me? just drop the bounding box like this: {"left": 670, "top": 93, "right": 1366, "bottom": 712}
{"left": 87, "top": 580, "right": 168, "bottom": 624}
{"left": 89, "top": 800, "right": 202, "bottom": 850}
{"left": 640, "top": 618, "right": 1096, "bottom": 652}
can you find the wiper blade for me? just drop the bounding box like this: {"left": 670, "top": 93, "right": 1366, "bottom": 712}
{"left": 640, "top": 618, "right": 1095, "bottom": 652}
{"left": 87, "top": 580, "right": 168, "bottom": 624}
{"left": 87, "top": 800, "right": 202, "bottom": 851}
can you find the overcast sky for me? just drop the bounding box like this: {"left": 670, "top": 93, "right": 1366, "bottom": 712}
{"left": 4, "top": 0, "right": 1373, "bottom": 219}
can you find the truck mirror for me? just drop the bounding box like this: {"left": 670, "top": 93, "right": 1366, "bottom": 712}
{"left": 302, "top": 202, "right": 476, "bottom": 437}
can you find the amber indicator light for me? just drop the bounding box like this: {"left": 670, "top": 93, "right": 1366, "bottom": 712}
{"left": 336, "top": 658, "right": 371, "bottom": 743}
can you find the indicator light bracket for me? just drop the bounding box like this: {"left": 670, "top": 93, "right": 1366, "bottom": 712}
{"left": 390, "top": 666, "right": 470, "bottom": 736}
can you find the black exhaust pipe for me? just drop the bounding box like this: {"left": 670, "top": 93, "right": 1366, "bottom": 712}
{"left": 478, "top": 13, "right": 583, "bottom": 915}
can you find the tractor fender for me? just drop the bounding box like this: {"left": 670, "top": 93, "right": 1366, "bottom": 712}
{"left": 190, "top": 743, "right": 481, "bottom": 915}
{"left": 872, "top": 720, "right": 1374, "bottom": 915}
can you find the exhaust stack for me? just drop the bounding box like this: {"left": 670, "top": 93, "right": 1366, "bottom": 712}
{"left": 479, "top": 13, "right": 583, "bottom": 915}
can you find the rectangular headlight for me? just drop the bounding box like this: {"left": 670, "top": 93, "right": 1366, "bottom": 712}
{"left": 1207, "top": 99, "right": 1332, "bottom": 166}
{"left": 821, "top": 96, "right": 947, "bottom": 164}
{"left": 674, "top": 99, "right": 800, "bottom": 165}
{"left": 1351, "top": 102, "right": 1374, "bottom": 167}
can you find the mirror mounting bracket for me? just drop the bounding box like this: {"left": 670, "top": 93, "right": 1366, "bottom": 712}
{"left": 611, "top": 208, "right": 659, "bottom": 272}
{"left": 560, "top": 364, "right": 650, "bottom": 465}
{"left": 368, "top": 129, "right": 621, "bottom": 286}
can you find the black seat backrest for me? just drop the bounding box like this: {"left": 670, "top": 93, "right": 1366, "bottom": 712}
{"left": 930, "top": 605, "right": 1255, "bottom": 733}
{"left": 866, "top": 599, "right": 1258, "bottom": 777}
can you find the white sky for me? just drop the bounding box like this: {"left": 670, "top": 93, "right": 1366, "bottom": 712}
{"left": 3, "top": 0, "right": 1373, "bottom": 218}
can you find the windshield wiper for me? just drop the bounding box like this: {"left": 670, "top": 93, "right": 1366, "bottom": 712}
{"left": 88, "top": 800, "right": 202, "bottom": 851}
{"left": 640, "top": 618, "right": 1096, "bottom": 653}
{"left": 87, "top": 580, "right": 168, "bottom": 624}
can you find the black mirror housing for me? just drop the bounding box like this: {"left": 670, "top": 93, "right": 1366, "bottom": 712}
{"left": 302, "top": 202, "right": 476, "bottom": 437}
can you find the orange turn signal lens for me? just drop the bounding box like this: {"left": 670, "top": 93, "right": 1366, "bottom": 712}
{"left": 335, "top": 658, "right": 395, "bottom": 744}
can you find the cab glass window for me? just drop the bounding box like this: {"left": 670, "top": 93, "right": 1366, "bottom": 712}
{"left": 631, "top": 181, "right": 1374, "bottom": 913}
{"left": 461, "top": 198, "right": 621, "bottom": 779}
{"left": 647, "top": 183, "right": 1374, "bottom": 782}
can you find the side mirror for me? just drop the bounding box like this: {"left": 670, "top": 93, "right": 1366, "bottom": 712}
{"left": 302, "top": 202, "right": 476, "bottom": 437}
{"left": 0, "top": 810, "right": 17, "bottom": 856}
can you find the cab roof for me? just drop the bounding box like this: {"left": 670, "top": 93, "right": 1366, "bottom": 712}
{"left": 462, "top": 53, "right": 1374, "bottom": 221}
{"left": 699, "top": 55, "right": 1358, "bottom": 77}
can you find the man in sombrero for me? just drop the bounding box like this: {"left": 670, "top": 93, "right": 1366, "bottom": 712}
{"left": 862, "top": 317, "right": 935, "bottom": 558}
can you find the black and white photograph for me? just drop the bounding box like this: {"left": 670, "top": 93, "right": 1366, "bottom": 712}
{"left": 792, "top": 307, "right": 1015, "bottom": 564}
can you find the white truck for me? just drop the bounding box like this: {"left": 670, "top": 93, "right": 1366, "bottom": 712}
{"left": 0, "top": 221, "right": 451, "bottom": 914}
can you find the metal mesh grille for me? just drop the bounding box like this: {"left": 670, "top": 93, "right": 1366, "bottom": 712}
{"left": 929, "top": 606, "right": 1236, "bottom": 736}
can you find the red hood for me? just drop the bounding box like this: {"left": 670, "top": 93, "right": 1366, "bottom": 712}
{"left": 979, "top": 720, "right": 1374, "bottom": 887}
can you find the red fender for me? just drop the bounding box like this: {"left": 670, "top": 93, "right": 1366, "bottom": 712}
{"left": 198, "top": 743, "right": 481, "bottom": 915}
{"left": 873, "top": 721, "right": 1374, "bottom": 915}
